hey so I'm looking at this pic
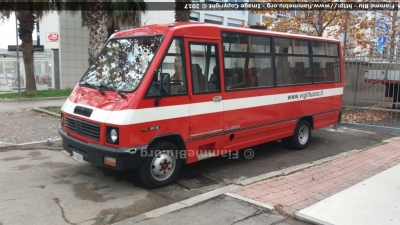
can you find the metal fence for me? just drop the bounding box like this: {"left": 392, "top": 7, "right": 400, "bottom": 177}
{"left": 340, "top": 55, "right": 400, "bottom": 133}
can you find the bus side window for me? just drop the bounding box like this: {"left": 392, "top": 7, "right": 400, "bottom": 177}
{"left": 145, "top": 38, "right": 187, "bottom": 97}
{"left": 189, "top": 44, "right": 220, "bottom": 94}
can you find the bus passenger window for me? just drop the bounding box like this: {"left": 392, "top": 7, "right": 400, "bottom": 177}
{"left": 222, "top": 33, "right": 273, "bottom": 89}
{"left": 276, "top": 56, "right": 294, "bottom": 85}
{"left": 312, "top": 42, "right": 340, "bottom": 83}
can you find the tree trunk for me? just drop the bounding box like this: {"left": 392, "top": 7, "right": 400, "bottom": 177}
{"left": 317, "top": 10, "right": 323, "bottom": 37}
{"left": 107, "top": 19, "right": 120, "bottom": 39}
{"left": 17, "top": 12, "right": 37, "bottom": 95}
{"left": 83, "top": 1, "right": 107, "bottom": 65}
{"left": 88, "top": 12, "right": 106, "bottom": 65}
{"left": 175, "top": 0, "right": 191, "bottom": 22}
{"left": 20, "top": 30, "right": 36, "bottom": 95}
{"left": 133, "top": 12, "right": 141, "bottom": 27}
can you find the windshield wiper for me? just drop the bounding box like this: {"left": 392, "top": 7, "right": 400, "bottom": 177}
{"left": 82, "top": 82, "right": 105, "bottom": 96}
{"left": 99, "top": 84, "right": 127, "bottom": 99}
{"left": 109, "top": 87, "right": 127, "bottom": 99}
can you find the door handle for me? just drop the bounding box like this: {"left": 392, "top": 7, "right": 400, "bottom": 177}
{"left": 213, "top": 96, "right": 222, "bottom": 102}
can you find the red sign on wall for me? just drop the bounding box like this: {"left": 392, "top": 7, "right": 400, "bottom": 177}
{"left": 46, "top": 33, "right": 59, "bottom": 42}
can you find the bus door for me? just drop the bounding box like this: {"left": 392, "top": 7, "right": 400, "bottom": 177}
{"left": 185, "top": 39, "right": 224, "bottom": 159}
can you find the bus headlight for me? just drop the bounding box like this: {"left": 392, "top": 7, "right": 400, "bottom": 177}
{"left": 110, "top": 129, "right": 118, "bottom": 142}
{"left": 106, "top": 127, "right": 119, "bottom": 144}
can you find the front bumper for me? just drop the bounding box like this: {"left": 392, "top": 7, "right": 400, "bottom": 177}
{"left": 58, "top": 128, "right": 147, "bottom": 171}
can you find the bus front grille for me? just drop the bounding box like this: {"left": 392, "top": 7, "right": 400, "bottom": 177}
{"left": 65, "top": 116, "right": 100, "bottom": 141}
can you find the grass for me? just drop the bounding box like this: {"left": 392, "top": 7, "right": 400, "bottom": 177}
{"left": 39, "top": 106, "right": 62, "bottom": 115}
{"left": 0, "top": 89, "right": 72, "bottom": 99}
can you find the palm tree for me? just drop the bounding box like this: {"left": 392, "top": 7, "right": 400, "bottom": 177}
{"left": 68, "top": 0, "right": 148, "bottom": 65}
{"left": 174, "top": 0, "right": 191, "bottom": 22}
{"left": 106, "top": 0, "right": 147, "bottom": 39}
{"left": 0, "top": 1, "right": 63, "bottom": 94}
{"left": 66, "top": 1, "right": 108, "bottom": 65}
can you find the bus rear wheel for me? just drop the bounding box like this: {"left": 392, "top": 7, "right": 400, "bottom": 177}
{"left": 283, "top": 120, "right": 311, "bottom": 150}
{"left": 138, "top": 141, "right": 181, "bottom": 188}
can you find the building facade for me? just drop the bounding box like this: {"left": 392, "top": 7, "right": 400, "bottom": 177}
{"left": 0, "top": 11, "right": 90, "bottom": 91}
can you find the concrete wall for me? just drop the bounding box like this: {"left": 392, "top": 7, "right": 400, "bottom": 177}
{"left": 59, "top": 11, "right": 90, "bottom": 89}
{"left": 39, "top": 12, "right": 60, "bottom": 50}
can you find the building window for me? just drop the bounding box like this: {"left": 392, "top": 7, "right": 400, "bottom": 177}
{"left": 205, "top": 14, "right": 223, "bottom": 25}
{"left": 205, "top": 19, "right": 222, "bottom": 25}
{"left": 228, "top": 23, "right": 240, "bottom": 27}
{"left": 276, "top": 10, "right": 287, "bottom": 18}
{"left": 190, "top": 12, "right": 199, "bottom": 22}
{"left": 228, "top": 18, "right": 243, "bottom": 27}
{"left": 290, "top": 10, "right": 298, "bottom": 17}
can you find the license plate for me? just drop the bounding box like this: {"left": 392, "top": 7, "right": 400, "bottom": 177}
{"left": 72, "top": 151, "right": 84, "bottom": 163}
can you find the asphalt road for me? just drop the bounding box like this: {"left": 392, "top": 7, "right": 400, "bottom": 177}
{"left": 126, "top": 195, "right": 311, "bottom": 225}
{"left": 0, "top": 126, "right": 396, "bottom": 225}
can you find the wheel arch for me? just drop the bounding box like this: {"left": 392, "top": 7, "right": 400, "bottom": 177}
{"left": 298, "top": 115, "right": 314, "bottom": 130}
{"left": 147, "top": 133, "right": 187, "bottom": 162}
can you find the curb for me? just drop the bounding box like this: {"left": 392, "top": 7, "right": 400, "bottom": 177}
{"left": 225, "top": 192, "right": 274, "bottom": 210}
{"left": 114, "top": 185, "right": 240, "bottom": 225}
{"left": 0, "top": 97, "right": 67, "bottom": 102}
{"left": 33, "top": 107, "right": 61, "bottom": 118}
{"left": 0, "top": 139, "right": 63, "bottom": 152}
{"left": 295, "top": 212, "right": 331, "bottom": 225}
{"left": 112, "top": 136, "right": 400, "bottom": 225}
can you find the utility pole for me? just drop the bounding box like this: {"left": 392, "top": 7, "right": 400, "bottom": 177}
{"left": 15, "top": 12, "right": 21, "bottom": 98}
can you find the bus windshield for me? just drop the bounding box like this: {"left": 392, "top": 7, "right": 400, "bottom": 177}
{"left": 80, "top": 36, "right": 163, "bottom": 92}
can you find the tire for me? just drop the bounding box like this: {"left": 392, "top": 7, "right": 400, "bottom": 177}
{"left": 284, "top": 120, "right": 312, "bottom": 150}
{"left": 138, "top": 141, "right": 182, "bottom": 188}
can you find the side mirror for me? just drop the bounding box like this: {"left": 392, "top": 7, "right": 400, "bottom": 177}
{"left": 160, "top": 73, "right": 170, "bottom": 96}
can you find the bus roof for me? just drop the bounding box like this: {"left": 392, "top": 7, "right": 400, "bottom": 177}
{"left": 111, "top": 22, "right": 341, "bottom": 43}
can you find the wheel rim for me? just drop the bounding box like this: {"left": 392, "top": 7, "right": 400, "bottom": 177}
{"left": 150, "top": 150, "right": 176, "bottom": 181}
{"left": 298, "top": 125, "right": 309, "bottom": 145}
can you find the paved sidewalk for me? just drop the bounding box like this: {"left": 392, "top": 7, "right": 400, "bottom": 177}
{"left": 0, "top": 99, "right": 65, "bottom": 150}
{"left": 229, "top": 137, "right": 400, "bottom": 224}
{"left": 297, "top": 163, "right": 400, "bottom": 225}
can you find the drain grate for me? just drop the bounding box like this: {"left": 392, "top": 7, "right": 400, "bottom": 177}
{"left": 175, "top": 174, "right": 219, "bottom": 189}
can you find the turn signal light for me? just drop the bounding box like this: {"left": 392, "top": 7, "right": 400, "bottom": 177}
{"left": 104, "top": 157, "right": 116, "bottom": 167}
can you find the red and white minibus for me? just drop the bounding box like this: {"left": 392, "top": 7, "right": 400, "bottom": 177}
{"left": 59, "top": 22, "right": 343, "bottom": 188}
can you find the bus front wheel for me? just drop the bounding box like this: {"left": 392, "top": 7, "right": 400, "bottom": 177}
{"left": 138, "top": 141, "right": 182, "bottom": 188}
{"left": 283, "top": 120, "right": 311, "bottom": 150}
